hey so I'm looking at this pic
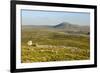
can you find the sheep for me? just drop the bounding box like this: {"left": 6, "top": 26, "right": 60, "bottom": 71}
{"left": 27, "top": 40, "right": 32, "bottom": 46}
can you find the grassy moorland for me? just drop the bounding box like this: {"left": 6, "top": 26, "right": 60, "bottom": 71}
{"left": 21, "top": 25, "right": 90, "bottom": 63}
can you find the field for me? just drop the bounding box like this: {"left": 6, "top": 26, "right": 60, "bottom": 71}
{"left": 21, "top": 26, "right": 90, "bottom": 63}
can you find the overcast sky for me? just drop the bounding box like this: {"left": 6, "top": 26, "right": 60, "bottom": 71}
{"left": 21, "top": 10, "right": 90, "bottom": 26}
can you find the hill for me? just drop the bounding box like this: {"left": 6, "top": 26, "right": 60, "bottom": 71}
{"left": 22, "top": 22, "right": 90, "bottom": 35}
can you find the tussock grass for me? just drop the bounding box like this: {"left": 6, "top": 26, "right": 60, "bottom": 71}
{"left": 21, "top": 29, "right": 90, "bottom": 63}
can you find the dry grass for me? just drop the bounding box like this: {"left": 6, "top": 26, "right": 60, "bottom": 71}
{"left": 21, "top": 28, "right": 90, "bottom": 63}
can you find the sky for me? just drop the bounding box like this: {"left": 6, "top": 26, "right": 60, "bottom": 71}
{"left": 21, "top": 10, "right": 90, "bottom": 26}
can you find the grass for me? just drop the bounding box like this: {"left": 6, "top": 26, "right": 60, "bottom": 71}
{"left": 21, "top": 28, "right": 90, "bottom": 63}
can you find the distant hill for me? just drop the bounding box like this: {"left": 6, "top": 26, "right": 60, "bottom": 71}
{"left": 53, "top": 22, "right": 89, "bottom": 32}
{"left": 53, "top": 22, "right": 79, "bottom": 29}
{"left": 22, "top": 22, "right": 90, "bottom": 34}
{"left": 54, "top": 22, "right": 74, "bottom": 29}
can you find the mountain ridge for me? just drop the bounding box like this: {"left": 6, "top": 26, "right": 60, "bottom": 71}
{"left": 22, "top": 22, "right": 90, "bottom": 33}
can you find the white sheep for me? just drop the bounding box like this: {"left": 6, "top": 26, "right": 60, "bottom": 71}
{"left": 27, "top": 40, "right": 32, "bottom": 46}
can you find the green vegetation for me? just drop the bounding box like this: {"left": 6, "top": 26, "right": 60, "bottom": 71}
{"left": 21, "top": 28, "right": 90, "bottom": 63}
